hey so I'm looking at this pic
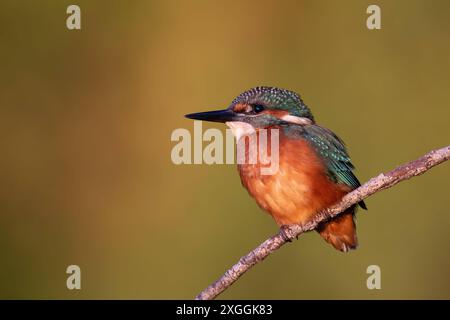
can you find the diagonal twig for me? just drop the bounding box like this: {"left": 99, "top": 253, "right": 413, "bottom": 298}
{"left": 195, "top": 145, "right": 450, "bottom": 300}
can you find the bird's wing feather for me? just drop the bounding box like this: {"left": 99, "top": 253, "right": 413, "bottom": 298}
{"left": 301, "top": 125, "right": 367, "bottom": 210}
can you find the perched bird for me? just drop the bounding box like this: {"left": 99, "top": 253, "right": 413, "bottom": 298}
{"left": 185, "top": 87, "right": 367, "bottom": 252}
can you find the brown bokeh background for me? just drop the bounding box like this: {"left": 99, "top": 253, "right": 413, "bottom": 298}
{"left": 0, "top": 0, "right": 449, "bottom": 299}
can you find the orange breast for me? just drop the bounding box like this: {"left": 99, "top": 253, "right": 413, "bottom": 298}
{"left": 238, "top": 128, "right": 350, "bottom": 226}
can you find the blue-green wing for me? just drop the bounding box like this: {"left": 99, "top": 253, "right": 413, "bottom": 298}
{"left": 303, "top": 125, "right": 367, "bottom": 210}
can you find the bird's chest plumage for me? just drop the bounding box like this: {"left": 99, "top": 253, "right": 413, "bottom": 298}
{"left": 238, "top": 131, "right": 348, "bottom": 226}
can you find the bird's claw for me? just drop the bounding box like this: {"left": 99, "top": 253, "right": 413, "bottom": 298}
{"left": 280, "top": 225, "right": 293, "bottom": 242}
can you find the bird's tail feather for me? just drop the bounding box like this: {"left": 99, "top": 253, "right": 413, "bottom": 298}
{"left": 316, "top": 208, "right": 358, "bottom": 252}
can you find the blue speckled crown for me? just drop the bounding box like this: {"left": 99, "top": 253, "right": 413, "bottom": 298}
{"left": 230, "top": 86, "right": 314, "bottom": 121}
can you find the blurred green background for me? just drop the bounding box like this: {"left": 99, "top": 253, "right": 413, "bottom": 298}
{"left": 0, "top": 0, "right": 449, "bottom": 299}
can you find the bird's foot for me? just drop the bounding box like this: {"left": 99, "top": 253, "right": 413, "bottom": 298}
{"left": 280, "top": 225, "right": 294, "bottom": 242}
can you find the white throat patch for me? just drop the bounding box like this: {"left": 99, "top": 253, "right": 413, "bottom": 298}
{"left": 226, "top": 121, "right": 256, "bottom": 141}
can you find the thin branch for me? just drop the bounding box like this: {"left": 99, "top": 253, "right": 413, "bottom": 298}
{"left": 195, "top": 145, "right": 450, "bottom": 300}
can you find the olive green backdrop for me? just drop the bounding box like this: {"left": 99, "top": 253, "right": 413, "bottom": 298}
{"left": 0, "top": 0, "right": 449, "bottom": 299}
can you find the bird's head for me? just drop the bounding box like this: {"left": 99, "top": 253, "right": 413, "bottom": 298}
{"left": 185, "top": 87, "right": 314, "bottom": 138}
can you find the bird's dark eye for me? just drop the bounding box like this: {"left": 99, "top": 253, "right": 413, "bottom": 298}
{"left": 253, "top": 104, "right": 264, "bottom": 113}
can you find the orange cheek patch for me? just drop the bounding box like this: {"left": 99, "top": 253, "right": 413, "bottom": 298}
{"left": 261, "top": 109, "right": 289, "bottom": 119}
{"left": 233, "top": 103, "right": 252, "bottom": 113}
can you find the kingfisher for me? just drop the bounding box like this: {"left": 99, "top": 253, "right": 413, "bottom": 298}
{"left": 185, "top": 86, "right": 367, "bottom": 252}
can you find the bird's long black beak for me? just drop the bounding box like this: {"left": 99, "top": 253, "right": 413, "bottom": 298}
{"left": 185, "top": 109, "right": 239, "bottom": 123}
